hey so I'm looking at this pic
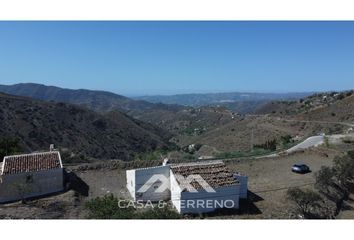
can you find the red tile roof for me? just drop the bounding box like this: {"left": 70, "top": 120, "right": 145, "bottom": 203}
{"left": 1, "top": 151, "right": 62, "bottom": 175}
{"left": 170, "top": 161, "right": 238, "bottom": 191}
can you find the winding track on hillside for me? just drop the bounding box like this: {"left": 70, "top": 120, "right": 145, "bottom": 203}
{"left": 246, "top": 114, "right": 354, "bottom": 127}
{"left": 271, "top": 117, "right": 354, "bottom": 128}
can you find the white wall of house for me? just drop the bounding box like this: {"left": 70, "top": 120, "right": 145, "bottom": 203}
{"left": 0, "top": 168, "right": 64, "bottom": 203}
{"left": 234, "top": 174, "right": 248, "bottom": 199}
{"left": 170, "top": 170, "right": 182, "bottom": 213}
{"left": 126, "top": 169, "right": 136, "bottom": 200}
{"left": 126, "top": 163, "right": 248, "bottom": 214}
{"left": 170, "top": 171, "right": 241, "bottom": 214}
{"left": 126, "top": 165, "right": 170, "bottom": 202}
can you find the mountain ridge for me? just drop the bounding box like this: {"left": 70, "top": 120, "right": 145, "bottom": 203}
{"left": 0, "top": 91, "right": 172, "bottom": 161}
{"left": 0, "top": 83, "right": 185, "bottom": 116}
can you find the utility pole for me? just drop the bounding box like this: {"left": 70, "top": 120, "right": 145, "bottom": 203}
{"left": 250, "top": 128, "right": 254, "bottom": 151}
{"left": 5, "top": 138, "right": 8, "bottom": 156}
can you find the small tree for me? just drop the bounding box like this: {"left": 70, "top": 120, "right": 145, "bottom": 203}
{"left": 280, "top": 135, "right": 292, "bottom": 146}
{"left": 324, "top": 136, "right": 330, "bottom": 147}
{"left": 287, "top": 187, "right": 323, "bottom": 218}
{"left": 315, "top": 166, "right": 335, "bottom": 195}
{"left": 332, "top": 155, "right": 354, "bottom": 191}
{"left": 254, "top": 139, "right": 277, "bottom": 151}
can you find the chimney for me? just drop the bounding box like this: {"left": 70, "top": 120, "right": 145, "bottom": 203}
{"left": 49, "top": 144, "right": 55, "bottom": 152}
{"left": 162, "top": 158, "right": 170, "bottom": 166}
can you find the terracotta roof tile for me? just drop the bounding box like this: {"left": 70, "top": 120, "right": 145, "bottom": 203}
{"left": 1, "top": 151, "right": 62, "bottom": 175}
{"left": 170, "top": 161, "right": 238, "bottom": 191}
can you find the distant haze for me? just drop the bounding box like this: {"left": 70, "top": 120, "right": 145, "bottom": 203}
{"left": 134, "top": 91, "right": 313, "bottom": 108}
{"left": 0, "top": 83, "right": 313, "bottom": 114}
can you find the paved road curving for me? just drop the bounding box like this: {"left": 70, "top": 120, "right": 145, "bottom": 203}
{"left": 286, "top": 135, "right": 324, "bottom": 153}
{"left": 255, "top": 133, "right": 354, "bottom": 159}
{"left": 274, "top": 117, "right": 354, "bottom": 128}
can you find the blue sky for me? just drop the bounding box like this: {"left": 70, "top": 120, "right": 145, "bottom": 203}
{"left": 0, "top": 21, "right": 353, "bottom": 96}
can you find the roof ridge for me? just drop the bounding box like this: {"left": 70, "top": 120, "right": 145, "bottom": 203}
{"left": 171, "top": 160, "right": 224, "bottom": 168}
{"left": 3, "top": 151, "right": 60, "bottom": 159}
{"left": 1, "top": 151, "right": 62, "bottom": 175}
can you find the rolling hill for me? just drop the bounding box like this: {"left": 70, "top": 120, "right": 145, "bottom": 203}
{"left": 135, "top": 92, "right": 312, "bottom": 113}
{"left": 255, "top": 90, "right": 354, "bottom": 122}
{"left": 136, "top": 105, "right": 237, "bottom": 135}
{"left": 296, "top": 92, "right": 354, "bottom": 122}
{"left": 167, "top": 90, "right": 354, "bottom": 155}
{"left": 0, "top": 92, "right": 172, "bottom": 161}
{"left": 0, "top": 83, "right": 184, "bottom": 116}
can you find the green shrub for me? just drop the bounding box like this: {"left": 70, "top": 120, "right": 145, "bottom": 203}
{"left": 254, "top": 139, "right": 277, "bottom": 151}
{"left": 85, "top": 195, "right": 135, "bottom": 219}
{"left": 324, "top": 136, "right": 330, "bottom": 147}
{"left": 182, "top": 153, "right": 197, "bottom": 161}
{"left": 135, "top": 150, "right": 168, "bottom": 161}
{"left": 85, "top": 194, "right": 180, "bottom": 219}
{"left": 280, "top": 135, "right": 292, "bottom": 145}
{"left": 139, "top": 207, "right": 181, "bottom": 219}
{"left": 0, "top": 138, "right": 22, "bottom": 160}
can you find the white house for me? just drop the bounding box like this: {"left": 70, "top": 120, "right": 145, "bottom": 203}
{"left": 126, "top": 160, "right": 248, "bottom": 214}
{"left": 126, "top": 165, "right": 171, "bottom": 202}
{"left": 0, "top": 151, "right": 64, "bottom": 203}
{"left": 170, "top": 161, "right": 242, "bottom": 214}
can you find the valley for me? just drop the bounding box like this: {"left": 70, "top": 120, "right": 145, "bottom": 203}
{"left": 0, "top": 84, "right": 353, "bottom": 219}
